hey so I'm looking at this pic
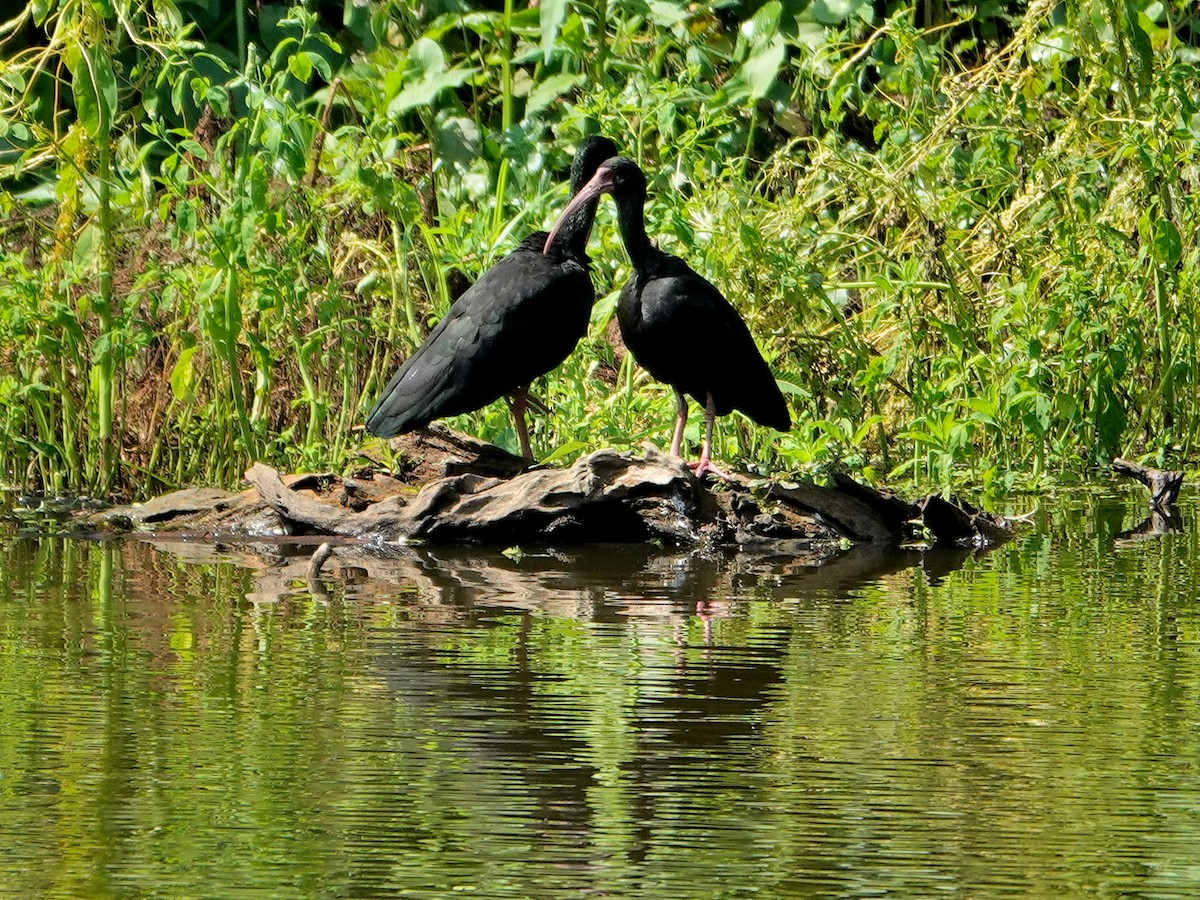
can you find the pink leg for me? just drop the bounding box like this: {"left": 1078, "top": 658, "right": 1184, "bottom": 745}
{"left": 696, "top": 600, "right": 714, "bottom": 644}
{"left": 687, "top": 392, "right": 731, "bottom": 480}
{"left": 506, "top": 387, "right": 534, "bottom": 460}
{"left": 670, "top": 390, "right": 688, "bottom": 458}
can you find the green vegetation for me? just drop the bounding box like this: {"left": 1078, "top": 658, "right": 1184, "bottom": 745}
{"left": 1, "top": 0, "right": 1198, "bottom": 499}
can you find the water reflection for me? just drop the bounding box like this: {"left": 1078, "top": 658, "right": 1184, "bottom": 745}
{"left": 2, "top": 488, "right": 1200, "bottom": 898}
{"left": 1114, "top": 508, "right": 1186, "bottom": 547}
{"left": 142, "top": 536, "right": 985, "bottom": 613}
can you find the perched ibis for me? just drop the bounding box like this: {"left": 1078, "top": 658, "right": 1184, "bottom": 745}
{"left": 546, "top": 156, "right": 790, "bottom": 478}
{"left": 365, "top": 135, "right": 619, "bottom": 459}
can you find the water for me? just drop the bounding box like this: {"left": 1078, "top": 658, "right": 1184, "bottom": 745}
{"left": 3, "top": 488, "right": 1200, "bottom": 898}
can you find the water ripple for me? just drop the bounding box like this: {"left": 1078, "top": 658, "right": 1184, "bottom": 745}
{"left": 2, "top": 491, "right": 1200, "bottom": 897}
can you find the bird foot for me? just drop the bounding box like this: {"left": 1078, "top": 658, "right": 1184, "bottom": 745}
{"left": 687, "top": 458, "right": 731, "bottom": 481}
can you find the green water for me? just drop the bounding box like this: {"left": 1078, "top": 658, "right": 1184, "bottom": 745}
{"left": 2, "top": 488, "right": 1200, "bottom": 898}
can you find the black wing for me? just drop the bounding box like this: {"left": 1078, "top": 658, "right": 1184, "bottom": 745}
{"left": 365, "top": 248, "right": 593, "bottom": 436}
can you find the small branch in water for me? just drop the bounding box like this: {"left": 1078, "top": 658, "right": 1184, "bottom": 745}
{"left": 1112, "top": 458, "right": 1183, "bottom": 512}
{"left": 306, "top": 542, "right": 334, "bottom": 580}
{"left": 917, "top": 494, "right": 1012, "bottom": 547}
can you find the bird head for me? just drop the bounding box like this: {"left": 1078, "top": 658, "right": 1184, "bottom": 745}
{"left": 570, "top": 136, "right": 620, "bottom": 194}
{"left": 544, "top": 156, "right": 646, "bottom": 255}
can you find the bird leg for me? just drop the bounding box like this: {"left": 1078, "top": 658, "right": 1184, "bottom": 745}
{"left": 522, "top": 392, "right": 553, "bottom": 417}
{"left": 505, "top": 388, "right": 535, "bottom": 460}
{"left": 670, "top": 390, "right": 688, "bottom": 458}
{"left": 687, "top": 392, "right": 731, "bottom": 481}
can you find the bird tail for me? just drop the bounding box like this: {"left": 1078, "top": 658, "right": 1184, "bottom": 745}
{"left": 737, "top": 378, "right": 791, "bottom": 432}
{"left": 364, "top": 358, "right": 445, "bottom": 437}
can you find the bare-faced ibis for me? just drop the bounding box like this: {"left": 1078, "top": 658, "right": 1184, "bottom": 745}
{"left": 546, "top": 156, "right": 790, "bottom": 478}
{"left": 365, "top": 135, "right": 619, "bottom": 459}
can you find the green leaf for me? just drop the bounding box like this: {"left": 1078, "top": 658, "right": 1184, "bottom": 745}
{"left": 540, "top": 0, "right": 568, "bottom": 63}
{"left": 740, "top": 0, "right": 782, "bottom": 46}
{"left": 387, "top": 39, "right": 479, "bottom": 116}
{"left": 73, "top": 223, "right": 99, "bottom": 269}
{"left": 310, "top": 50, "right": 333, "bottom": 81}
{"left": 525, "top": 72, "right": 584, "bottom": 118}
{"left": 170, "top": 346, "right": 199, "bottom": 402}
{"left": 1124, "top": 0, "right": 1153, "bottom": 84}
{"left": 90, "top": 48, "right": 118, "bottom": 132}
{"left": 853, "top": 415, "right": 884, "bottom": 443}
{"left": 589, "top": 288, "right": 620, "bottom": 330}
{"left": 792, "top": 20, "right": 828, "bottom": 51}
{"left": 540, "top": 440, "right": 589, "bottom": 465}
{"left": 1152, "top": 220, "right": 1181, "bottom": 269}
{"left": 410, "top": 37, "right": 445, "bottom": 74}
{"left": 646, "top": 0, "right": 691, "bottom": 26}
{"left": 0, "top": 68, "right": 26, "bottom": 93}
{"left": 737, "top": 37, "right": 786, "bottom": 101}
{"left": 344, "top": 0, "right": 375, "bottom": 50}
{"left": 178, "top": 139, "right": 207, "bottom": 160}
{"left": 176, "top": 198, "right": 197, "bottom": 236}
{"left": 288, "top": 51, "right": 313, "bottom": 82}
{"left": 812, "top": 0, "right": 873, "bottom": 25}
{"left": 154, "top": 0, "right": 183, "bottom": 30}
{"left": 71, "top": 51, "right": 99, "bottom": 135}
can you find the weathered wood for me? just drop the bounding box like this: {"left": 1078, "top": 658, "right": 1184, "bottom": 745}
{"left": 89, "top": 486, "right": 287, "bottom": 534}
{"left": 305, "top": 542, "right": 335, "bottom": 580}
{"left": 1112, "top": 458, "right": 1184, "bottom": 511}
{"left": 765, "top": 481, "right": 908, "bottom": 543}
{"left": 246, "top": 446, "right": 737, "bottom": 544}
{"left": 917, "top": 494, "right": 1013, "bottom": 547}
{"left": 831, "top": 473, "right": 918, "bottom": 535}
{"left": 917, "top": 494, "right": 977, "bottom": 545}
{"left": 371, "top": 424, "right": 530, "bottom": 482}
{"left": 81, "top": 432, "right": 1014, "bottom": 549}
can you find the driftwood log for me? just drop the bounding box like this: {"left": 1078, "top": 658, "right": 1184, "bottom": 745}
{"left": 85, "top": 427, "right": 1011, "bottom": 550}
{"left": 1112, "top": 458, "right": 1184, "bottom": 512}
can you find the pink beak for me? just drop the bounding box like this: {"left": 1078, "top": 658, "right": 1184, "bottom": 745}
{"left": 543, "top": 165, "right": 616, "bottom": 255}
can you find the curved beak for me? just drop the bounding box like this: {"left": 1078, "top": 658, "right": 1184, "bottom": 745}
{"left": 543, "top": 165, "right": 616, "bottom": 255}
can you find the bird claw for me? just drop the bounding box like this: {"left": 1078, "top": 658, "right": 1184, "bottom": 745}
{"left": 687, "top": 458, "right": 731, "bottom": 481}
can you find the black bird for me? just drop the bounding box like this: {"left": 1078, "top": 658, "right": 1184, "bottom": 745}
{"left": 365, "top": 135, "right": 619, "bottom": 459}
{"left": 546, "top": 156, "right": 790, "bottom": 478}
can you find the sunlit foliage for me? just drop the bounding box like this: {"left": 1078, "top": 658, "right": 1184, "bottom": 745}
{"left": 1, "top": 0, "right": 1198, "bottom": 497}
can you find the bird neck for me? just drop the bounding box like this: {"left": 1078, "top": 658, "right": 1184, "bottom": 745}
{"left": 545, "top": 198, "right": 598, "bottom": 261}
{"left": 614, "top": 188, "right": 657, "bottom": 275}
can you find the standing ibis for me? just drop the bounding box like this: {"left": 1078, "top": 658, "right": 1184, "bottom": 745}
{"left": 365, "top": 135, "right": 619, "bottom": 459}
{"left": 546, "top": 156, "right": 790, "bottom": 478}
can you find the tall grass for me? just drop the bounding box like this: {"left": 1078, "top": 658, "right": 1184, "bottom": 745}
{"left": 0, "top": 0, "right": 1198, "bottom": 499}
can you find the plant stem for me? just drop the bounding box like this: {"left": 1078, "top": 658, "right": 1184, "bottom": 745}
{"left": 595, "top": 0, "right": 609, "bottom": 79}
{"left": 236, "top": 0, "right": 247, "bottom": 69}
{"left": 222, "top": 266, "right": 254, "bottom": 457}
{"left": 84, "top": 28, "right": 116, "bottom": 496}
{"left": 493, "top": 0, "right": 514, "bottom": 237}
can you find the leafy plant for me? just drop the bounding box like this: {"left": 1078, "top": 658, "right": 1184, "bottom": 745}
{"left": 1, "top": 0, "right": 1198, "bottom": 498}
